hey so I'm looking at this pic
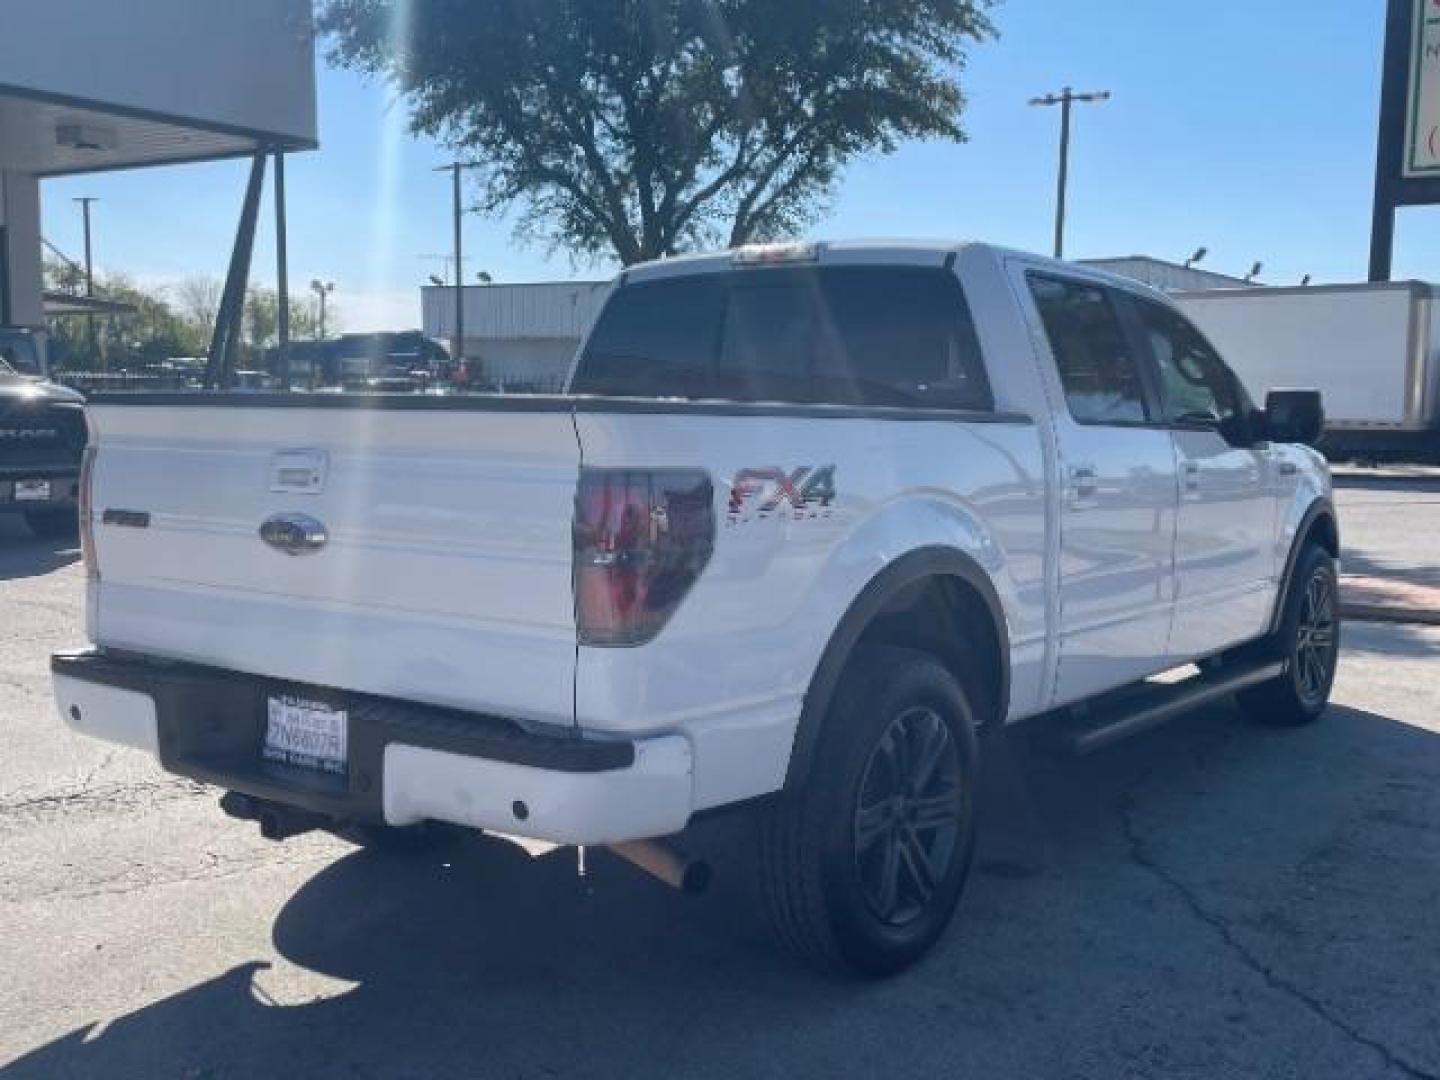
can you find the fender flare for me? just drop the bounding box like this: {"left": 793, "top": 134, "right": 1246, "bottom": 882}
{"left": 782, "top": 546, "right": 1009, "bottom": 792}
{"left": 1268, "top": 496, "right": 1340, "bottom": 635}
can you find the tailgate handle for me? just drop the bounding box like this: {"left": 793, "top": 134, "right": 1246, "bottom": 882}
{"left": 259, "top": 513, "right": 329, "bottom": 556}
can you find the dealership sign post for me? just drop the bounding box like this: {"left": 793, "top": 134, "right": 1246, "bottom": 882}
{"left": 1372, "top": 0, "right": 1440, "bottom": 279}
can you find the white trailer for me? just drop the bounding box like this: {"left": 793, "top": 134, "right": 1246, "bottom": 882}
{"left": 1175, "top": 282, "right": 1440, "bottom": 459}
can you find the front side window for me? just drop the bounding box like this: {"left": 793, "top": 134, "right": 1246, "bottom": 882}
{"left": 1028, "top": 275, "right": 1148, "bottom": 424}
{"left": 574, "top": 266, "right": 992, "bottom": 410}
{"left": 1133, "top": 299, "right": 1241, "bottom": 427}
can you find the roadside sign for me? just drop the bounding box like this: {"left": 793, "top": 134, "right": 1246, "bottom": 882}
{"left": 1406, "top": 0, "right": 1440, "bottom": 175}
{"left": 1372, "top": 0, "right": 1440, "bottom": 278}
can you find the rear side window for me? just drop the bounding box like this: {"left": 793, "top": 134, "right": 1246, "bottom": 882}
{"left": 1028, "top": 274, "right": 1149, "bottom": 425}
{"left": 572, "top": 276, "right": 723, "bottom": 399}
{"left": 573, "top": 266, "right": 992, "bottom": 410}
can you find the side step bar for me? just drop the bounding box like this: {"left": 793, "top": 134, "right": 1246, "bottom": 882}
{"left": 1059, "top": 658, "right": 1285, "bottom": 756}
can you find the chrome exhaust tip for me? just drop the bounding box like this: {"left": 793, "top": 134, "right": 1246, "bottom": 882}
{"left": 606, "top": 839, "right": 711, "bottom": 895}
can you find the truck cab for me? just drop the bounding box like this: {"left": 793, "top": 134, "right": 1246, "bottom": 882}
{"left": 0, "top": 328, "right": 86, "bottom": 537}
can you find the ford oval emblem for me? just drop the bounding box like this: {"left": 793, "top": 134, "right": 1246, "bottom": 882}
{"left": 259, "top": 512, "right": 328, "bottom": 556}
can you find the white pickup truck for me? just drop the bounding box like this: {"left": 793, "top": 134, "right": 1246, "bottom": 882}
{"left": 54, "top": 241, "right": 1339, "bottom": 975}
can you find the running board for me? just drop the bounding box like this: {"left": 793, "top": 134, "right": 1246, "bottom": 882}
{"left": 1059, "top": 658, "right": 1285, "bottom": 756}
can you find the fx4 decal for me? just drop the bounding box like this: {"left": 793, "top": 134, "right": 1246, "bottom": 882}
{"left": 728, "top": 466, "right": 837, "bottom": 522}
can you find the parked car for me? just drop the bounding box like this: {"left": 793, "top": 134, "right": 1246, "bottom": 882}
{"left": 52, "top": 241, "right": 1338, "bottom": 974}
{"left": 0, "top": 328, "right": 84, "bottom": 539}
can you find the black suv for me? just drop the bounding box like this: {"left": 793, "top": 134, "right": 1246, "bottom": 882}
{"left": 0, "top": 329, "right": 85, "bottom": 538}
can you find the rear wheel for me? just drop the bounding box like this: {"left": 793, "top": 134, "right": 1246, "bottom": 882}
{"left": 758, "top": 646, "right": 980, "bottom": 976}
{"left": 24, "top": 508, "right": 77, "bottom": 540}
{"left": 1236, "top": 543, "right": 1340, "bottom": 725}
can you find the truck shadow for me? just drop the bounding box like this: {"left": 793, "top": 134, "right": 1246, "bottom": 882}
{"left": 6, "top": 700, "right": 1440, "bottom": 1078}
{"left": 0, "top": 518, "right": 79, "bottom": 581}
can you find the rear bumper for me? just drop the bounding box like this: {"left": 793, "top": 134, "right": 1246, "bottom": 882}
{"left": 0, "top": 468, "right": 80, "bottom": 513}
{"left": 52, "top": 650, "right": 693, "bottom": 845}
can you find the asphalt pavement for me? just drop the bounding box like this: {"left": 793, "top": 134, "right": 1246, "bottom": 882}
{"left": 3, "top": 490, "right": 1440, "bottom": 1079}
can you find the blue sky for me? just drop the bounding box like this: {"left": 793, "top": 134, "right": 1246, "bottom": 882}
{"left": 41, "top": 1, "right": 1440, "bottom": 332}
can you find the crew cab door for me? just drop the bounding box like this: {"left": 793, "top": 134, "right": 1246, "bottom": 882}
{"left": 1122, "top": 295, "right": 1279, "bottom": 658}
{"left": 1019, "top": 270, "right": 1180, "bottom": 704}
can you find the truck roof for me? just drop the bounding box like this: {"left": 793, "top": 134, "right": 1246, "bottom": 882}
{"left": 621, "top": 239, "right": 1175, "bottom": 305}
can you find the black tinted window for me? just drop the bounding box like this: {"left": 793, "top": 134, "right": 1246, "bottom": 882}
{"left": 574, "top": 267, "right": 992, "bottom": 410}
{"left": 573, "top": 277, "right": 723, "bottom": 398}
{"left": 1028, "top": 275, "right": 1148, "bottom": 424}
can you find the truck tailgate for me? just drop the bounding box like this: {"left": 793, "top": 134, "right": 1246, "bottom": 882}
{"left": 86, "top": 401, "right": 580, "bottom": 725}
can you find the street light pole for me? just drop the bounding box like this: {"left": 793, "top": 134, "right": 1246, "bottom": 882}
{"left": 73, "top": 197, "right": 98, "bottom": 366}
{"left": 1028, "top": 88, "right": 1110, "bottom": 259}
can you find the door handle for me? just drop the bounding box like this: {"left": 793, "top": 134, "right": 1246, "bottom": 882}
{"left": 1069, "top": 465, "right": 1098, "bottom": 501}
{"left": 1278, "top": 461, "right": 1299, "bottom": 477}
{"left": 1182, "top": 462, "right": 1201, "bottom": 493}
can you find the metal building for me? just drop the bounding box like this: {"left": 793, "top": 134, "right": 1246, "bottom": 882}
{"left": 421, "top": 281, "right": 609, "bottom": 391}
{"left": 1080, "top": 256, "right": 1252, "bottom": 292}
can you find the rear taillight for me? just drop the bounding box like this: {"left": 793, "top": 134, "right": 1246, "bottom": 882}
{"left": 78, "top": 443, "right": 98, "bottom": 581}
{"left": 573, "top": 469, "right": 715, "bottom": 646}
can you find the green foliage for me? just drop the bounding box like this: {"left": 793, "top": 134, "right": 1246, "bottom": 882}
{"left": 319, "top": 0, "right": 995, "bottom": 264}
{"left": 42, "top": 260, "right": 321, "bottom": 371}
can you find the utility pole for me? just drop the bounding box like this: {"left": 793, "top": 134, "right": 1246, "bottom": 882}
{"left": 436, "top": 162, "right": 481, "bottom": 371}
{"left": 73, "top": 197, "right": 98, "bottom": 367}
{"left": 1028, "top": 88, "right": 1110, "bottom": 259}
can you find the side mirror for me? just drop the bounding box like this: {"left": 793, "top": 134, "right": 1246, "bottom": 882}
{"left": 1262, "top": 389, "right": 1324, "bottom": 446}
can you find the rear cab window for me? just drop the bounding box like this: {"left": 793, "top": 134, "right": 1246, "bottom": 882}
{"left": 572, "top": 265, "right": 993, "bottom": 411}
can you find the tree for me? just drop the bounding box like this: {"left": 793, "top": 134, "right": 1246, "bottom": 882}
{"left": 319, "top": 0, "right": 995, "bottom": 265}
{"left": 242, "top": 286, "right": 324, "bottom": 357}
{"left": 44, "top": 261, "right": 201, "bottom": 369}
{"left": 174, "top": 276, "right": 223, "bottom": 350}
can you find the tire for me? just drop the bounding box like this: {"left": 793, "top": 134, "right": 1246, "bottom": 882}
{"left": 24, "top": 508, "right": 78, "bottom": 540}
{"left": 758, "top": 645, "right": 980, "bottom": 976}
{"left": 1235, "top": 543, "right": 1340, "bottom": 725}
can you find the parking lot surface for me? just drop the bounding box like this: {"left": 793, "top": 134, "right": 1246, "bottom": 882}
{"left": 3, "top": 481, "right": 1439, "bottom": 1079}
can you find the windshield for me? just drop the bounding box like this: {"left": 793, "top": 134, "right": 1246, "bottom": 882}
{"left": 0, "top": 337, "right": 42, "bottom": 377}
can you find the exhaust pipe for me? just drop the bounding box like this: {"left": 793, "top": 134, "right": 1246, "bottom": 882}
{"left": 606, "top": 839, "right": 711, "bottom": 895}
{"left": 219, "top": 791, "right": 321, "bottom": 841}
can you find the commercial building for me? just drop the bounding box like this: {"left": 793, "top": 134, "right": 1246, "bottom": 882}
{"left": 419, "top": 253, "right": 1253, "bottom": 390}
{"left": 1081, "top": 256, "right": 1252, "bottom": 292}
{"left": 0, "top": 0, "right": 316, "bottom": 358}
{"left": 421, "top": 280, "right": 609, "bottom": 391}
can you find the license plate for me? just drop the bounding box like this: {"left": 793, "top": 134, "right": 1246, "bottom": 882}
{"left": 263, "top": 694, "right": 348, "bottom": 775}
{"left": 13, "top": 479, "right": 50, "bottom": 502}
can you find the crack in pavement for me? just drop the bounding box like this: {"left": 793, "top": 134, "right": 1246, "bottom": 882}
{"left": 1119, "top": 790, "right": 1439, "bottom": 1080}
{"left": 76, "top": 747, "right": 120, "bottom": 792}
{"left": 0, "top": 777, "right": 208, "bottom": 832}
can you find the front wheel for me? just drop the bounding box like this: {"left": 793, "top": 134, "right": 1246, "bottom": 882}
{"left": 1236, "top": 543, "right": 1340, "bottom": 725}
{"left": 758, "top": 645, "right": 980, "bottom": 976}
